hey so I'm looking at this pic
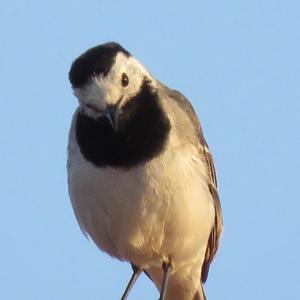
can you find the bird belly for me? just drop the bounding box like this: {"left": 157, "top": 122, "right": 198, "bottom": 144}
{"left": 68, "top": 148, "right": 215, "bottom": 269}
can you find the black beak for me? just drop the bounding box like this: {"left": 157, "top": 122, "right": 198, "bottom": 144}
{"left": 104, "top": 105, "right": 119, "bottom": 131}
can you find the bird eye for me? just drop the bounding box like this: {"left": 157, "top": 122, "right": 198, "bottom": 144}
{"left": 121, "top": 72, "right": 129, "bottom": 87}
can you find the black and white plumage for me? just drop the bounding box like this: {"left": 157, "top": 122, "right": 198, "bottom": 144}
{"left": 67, "top": 42, "right": 222, "bottom": 300}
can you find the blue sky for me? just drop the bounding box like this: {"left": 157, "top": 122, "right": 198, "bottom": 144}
{"left": 1, "top": 1, "right": 299, "bottom": 299}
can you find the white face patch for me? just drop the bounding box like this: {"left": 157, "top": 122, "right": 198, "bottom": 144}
{"left": 73, "top": 53, "right": 154, "bottom": 118}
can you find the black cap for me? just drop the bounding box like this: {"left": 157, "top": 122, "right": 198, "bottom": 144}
{"left": 69, "top": 42, "right": 130, "bottom": 88}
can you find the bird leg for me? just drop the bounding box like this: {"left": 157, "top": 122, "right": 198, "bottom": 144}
{"left": 120, "top": 264, "right": 142, "bottom": 300}
{"left": 159, "top": 261, "right": 172, "bottom": 300}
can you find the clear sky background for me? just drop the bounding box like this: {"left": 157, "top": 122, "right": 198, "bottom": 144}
{"left": 1, "top": 1, "right": 299, "bottom": 299}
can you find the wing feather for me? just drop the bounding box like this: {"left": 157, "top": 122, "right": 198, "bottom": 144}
{"left": 200, "top": 145, "right": 223, "bottom": 283}
{"left": 164, "top": 86, "right": 223, "bottom": 283}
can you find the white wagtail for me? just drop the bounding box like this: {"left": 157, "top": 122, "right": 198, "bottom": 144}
{"left": 67, "top": 42, "right": 222, "bottom": 300}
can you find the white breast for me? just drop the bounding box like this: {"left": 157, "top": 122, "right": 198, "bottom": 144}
{"left": 67, "top": 114, "right": 215, "bottom": 269}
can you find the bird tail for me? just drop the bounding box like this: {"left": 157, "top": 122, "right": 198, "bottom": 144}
{"left": 200, "top": 283, "right": 207, "bottom": 300}
{"left": 194, "top": 283, "right": 207, "bottom": 300}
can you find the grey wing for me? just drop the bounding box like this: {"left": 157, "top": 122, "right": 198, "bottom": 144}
{"left": 200, "top": 144, "right": 223, "bottom": 283}
{"left": 166, "top": 86, "right": 223, "bottom": 283}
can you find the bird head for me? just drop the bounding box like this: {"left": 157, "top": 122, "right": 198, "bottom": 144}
{"left": 69, "top": 42, "right": 153, "bottom": 130}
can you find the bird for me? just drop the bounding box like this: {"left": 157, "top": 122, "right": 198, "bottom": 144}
{"left": 67, "top": 42, "right": 223, "bottom": 300}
